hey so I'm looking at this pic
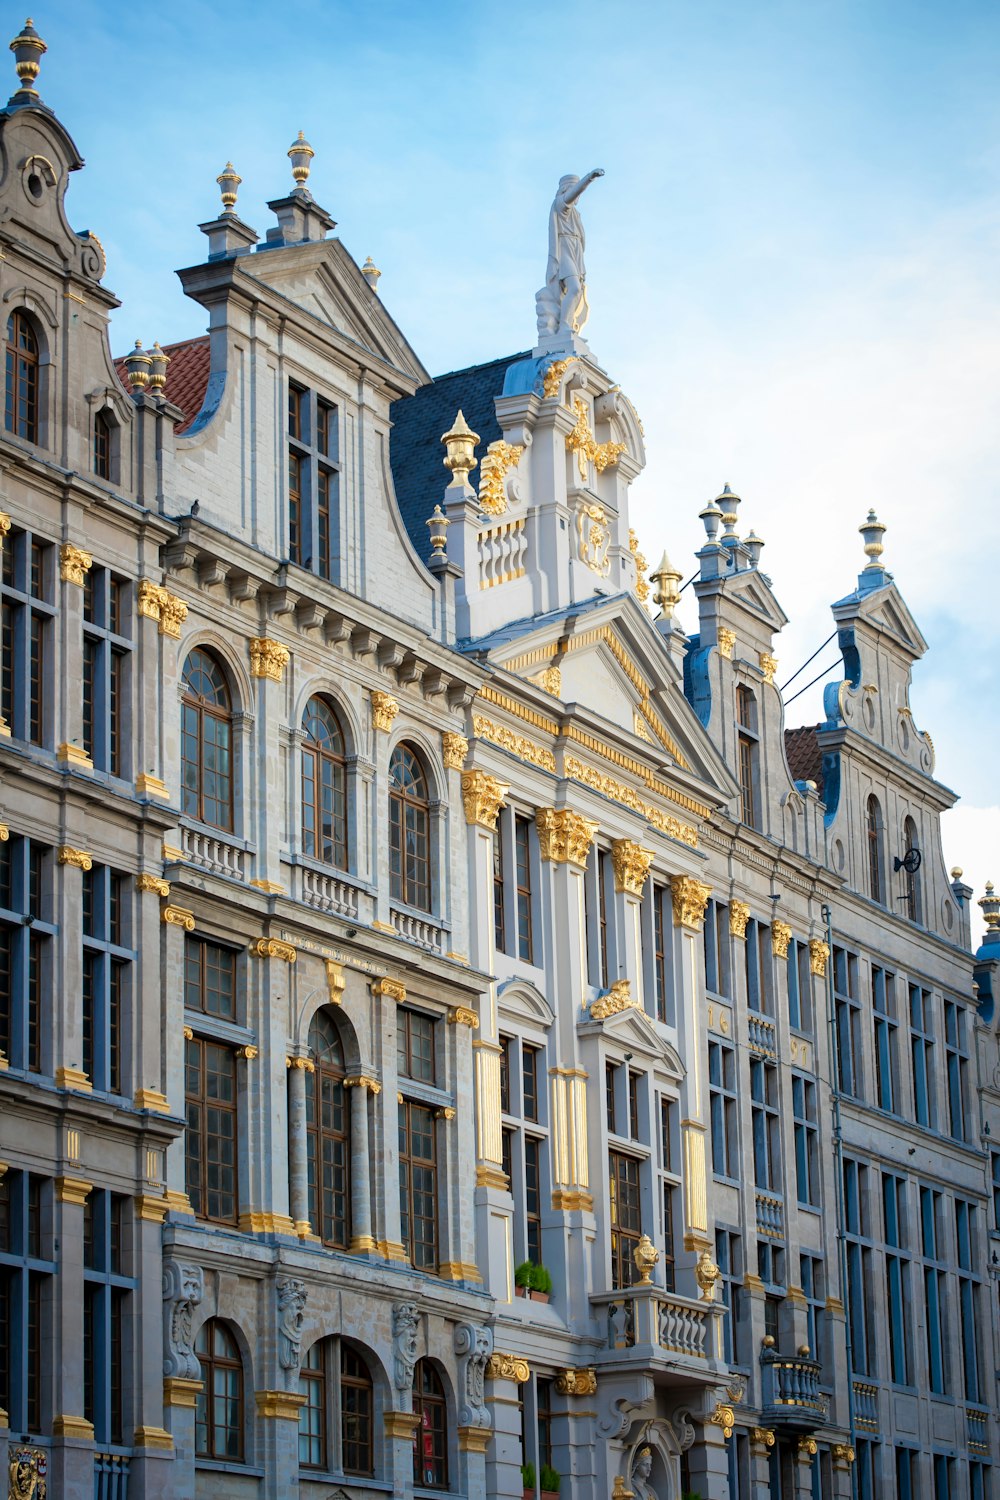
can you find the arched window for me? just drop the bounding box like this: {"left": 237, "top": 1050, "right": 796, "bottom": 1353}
{"left": 412, "top": 1360, "right": 447, "bottom": 1489}
{"left": 5, "top": 311, "right": 38, "bottom": 442}
{"left": 94, "top": 410, "right": 112, "bottom": 480}
{"left": 299, "top": 1339, "right": 374, "bottom": 1475}
{"left": 389, "top": 743, "right": 431, "bottom": 911}
{"left": 302, "top": 696, "right": 347, "bottom": 868}
{"left": 181, "top": 648, "right": 233, "bottom": 831}
{"left": 903, "top": 815, "right": 923, "bottom": 923}
{"left": 195, "top": 1319, "right": 244, "bottom": 1462}
{"left": 866, "top": 795, "right": 884, "bottom": 904}
{"left": 306, "top": 1011, "right": 350, "bottom": 1248}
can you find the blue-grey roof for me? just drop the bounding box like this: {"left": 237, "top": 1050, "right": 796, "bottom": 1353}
{"left": 389, "top": 351, "right": 529, "bottom": 563}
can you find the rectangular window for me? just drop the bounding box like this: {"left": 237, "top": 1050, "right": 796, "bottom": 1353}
{"left": 184, "top": 936, "right": 236, "bottom": 1021}
{"left": 909, "top": 985, "right": 936, "bottom": 1128}
{"left": 956, "top": 1198, "right": 981, "bottom": 1402}
{"left": 514, "top": 815, "right": 533, "bottom": 963}
{"left": 661, "top": 1183, "right": 676, "bottom": 1293}
{"left": 800, "top": 1253, "right": 825, "bottom": 1372}
{"left": 397, "top": 1009, "right": 435, "bottom": 1084}
{"left": 606, "top": 1061, "right": 618, "bottom": 1136}
{"left": 0, "top": 1170, "right": 54, "bottom": 1435}
{"left": 82, "top": 1190, "right": 133, "bottom": 1445}
{"left": 708, "top": 1039, "right": 738, "bottom": 1178}
{"left": 703, "top": 899, "right": 730, "bottom": 999}
{"left": 82, "top": 567, "right": 130, "bottom": 776}
{"left": 82, "top": 864, "right": 130, "bottom": 1094}
{"left": 934, "top": 1456, "right": 954, "bottom": 1500}
{"left": 398, "top": 1101, "right": 437, "bottom": 1270}
{"left": 288, "top": 384, "right": 341, "bottom": 579}
{"left": 896, "top": 1449, "right": 918, "bottom": 1500}
{"left": 493, "top": 828, "right": 506, "bottom": 954}
{"left": 597, "top": 848, "right": 610, "bottom": 987}
{"left": 791, "top": 1073, "right": 818, "bottom": 1207}
{"left": 833, "top": 946, "right": 863, "bottom": 1098}
{"left": 715, "top": 1229, "right": 744, "bottom": 1364}
{"left": 843, "top": 1158, "right": 875, "bottom": 1375}
{"left": 628, "top": 1071, "right": 641, "bottom": 1142}
{"left": 652, "top": 881, "right": 670, "bottom": 1022}
{"left": 992, "top": 1150, "right": 1000, "bottom": 1232}
{"left": 786, "top": 939, "right": 812, "bottom": 1032}
{"left": 535, "top": 1377, "right": 553, "bottom": 1474}
{"left": 609, "top": 1150, "right": 641, "bottom": 1289}
{"left": 1, "top": 528, "right": 55, "bottom": 745}
{"left": 745, "top": 919, "right": 772, "bottom": 1015}
{"left": 944, "top": 999, "right": 968, "bottom": 1141}
{"left": 920, "top": 1185, "right": 947, "bottom": 1394}
{"left": 499, "top": 1036, "right": 511, "bottom": 1114}
{"left": 0, "top": 834, "right": 53, "bottom": 1074}
{"left": 750, "top": 1057, "right": 780, "bottom": 1192}
{"left": 872, "top": 964, "right": 899, "bottom": 1114}
{"left": 522, "top": 1044, "right": 539, "bottom": 1123}
{"left": 185, "top": 1037, "right": 238, "bottom": 1224}
{"left": 737, "top": 684, "right": 759, "bottom": 829}
{"left": 524, "top": 1136, "right": 542, "bottom": 1266}
{"left": 882, "top": 1172, "right": 912, "bottom": 1385}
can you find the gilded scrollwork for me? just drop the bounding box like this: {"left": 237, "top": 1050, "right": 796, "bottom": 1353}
{"left": 611, "top": 839, "right": 654, "bottom": 896}
{"left": 535, "top": 807, "right": 598, "bottom": 866}
{"left": 576, "top": 500, "right": 612, "bottom": 576}
{"left": 478, "top": 439, "right": 524, "bottom": 517}
{"left": 249, "top": 636, "right": 290, "bottom": 682}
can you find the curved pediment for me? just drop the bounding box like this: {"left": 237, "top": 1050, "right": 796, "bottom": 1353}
{"left": 497, "top": 978, "right": 555, "bottom": 1030}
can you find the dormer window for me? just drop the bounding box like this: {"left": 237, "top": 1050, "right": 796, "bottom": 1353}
{"left": 5, "top": 310, "right": 39, "bottom": 443}
{"left": 93, "top": 410, "right": 112, "bottom": 481}
{"left": 866, "top": 795, "right": 884, "bottom": 904}
{"left": 288, "top": 383, "right": 341, "bottom": 580}
{"left": 736, "top": 684, "right": 759, "bottom": 829}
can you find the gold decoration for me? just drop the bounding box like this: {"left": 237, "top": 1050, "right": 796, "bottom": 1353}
{"left": 441, "top": 409, "right": 480, "bottom": 484}
{"left": 434, "top": 1106, "right": 456, "bottom": 1121}
{"left": 472, "top": 714, "right": 556, "bottom": 771}
{"left": 535, "top": 807, "right": 598, "bottom": 866}
{"left": 162, "top": 1376, "right": 204, "bottom": 1408}
{"left": 709, "top": 1403, "right": 735, "bottom": 1440}
{"left": 56, "top": 741, "right": 92, "bottom": 769}
{"left": 288, "top": 131, "right": 314, "bottom": 187}
{"left": 576, "top": 500, "right": 611, "bottom": 576}
{"left": 370, "top": 690, "right": 399, "bottom": 733}
{"left": 217, "top": 161, "right": 241, "bottom": 212}
{"left": 528, "top": 665, "right": 562, "bottom": 697}
{"left": 670, "top": 874, "right": 711, "bottom": 930}
{"left": 135, "top": 774, "right": 170, "bottom": 801}
{"left": 590, "top": 980, "right": 637, "bottom": 1021}
{"left": 695, "top": 1249, "right": 720, "bottom": 1301}
{"left": 750, "top": 1427, "right": 775, "bottom": 1453}
{"left": 384, "top": 1411, "right": 421, "bottom": 1439}
{"left": 478, "top": 440, "right": 524, "bottom": 517}
{"left": 238, "top": 1210, "right": 296, "bottom": 1234}
{"left": 344, "top": 1074, "right": 382, "bottom": 1094}
{"left": 650, "top": 550, "right": 683, "bottom": 622}
{"left": 729, "top": 900, "right": 750, "bottom": 938}
{"left": 59, "top": 544, "right": 93, "bottom": 587}
{"left": 249, "top": 937, "right": 296, "bottom": 963}
{"left": 0, "top": 512, "right": 10, "bottom": 546}
{"left": 57, "top": 845, "right": 92, "bottom": 872}
{"left": 771, "top": 920, "right": 792, "bottom": 959}
{"left": 136, "top": 873, "right": 170, "bottom": 898}
{"left": 52, "top": 1415, "right": 94, "bottom": 1439}
{"left": 633, "top": 1232, "right": 659, "bottom": 1284}
{"left": 563, "top": 757, "right": 700, "bottom": 848}
{"left": 461, "top": 770, "right": 508, "bottom": 830}
{"left": 133, "top": 1427, "right": 173, "bottom": 1451}
{"left": 555, "top": 1368, "right": 597, "bottom": 1396}
{"left": 235, "top": 1045, "right": 258, "bottom": 1060}
{"left": 55, "top": 1176, "right": 93, "bottom": 1205}
{"left": 163, "top": 1190, "right": 194, "bottom": 1217}
{"left": 135, "top": 1195, "right": 169, "bottom": 1223}
{"left": 628, "top": 529, "right": 649, "bottom": 603}
{"left": 182, "top": 1027, "right": 194, "bottom": 1041}
{"left": 286, "top": 1055, "right": 316, "bottom": 1072}
{"left": 759, "top": 652, "right": 778, "bottom": 685}
{"left": 55, "top": 1066, "right": 91, "bottom": 1092}
{"left": 133, "top": 1088, "right": 170, "bottom": 1112}
{"left": 449, "top": 1007, "right": 478, "bottom": 1027}
{"left": 137, "top": 581, "right": 188, "bottom": 637}
{"left": 485, "top": 1354, "right": 530, "bottom": 1383}
{"left": 796, "top": 1437, "right": 818, "bottom": 1463}
{"left": 718, "top": 627, "right": 736, "bottom": 659}
{"left": 566, "top": 396, "right": 626, "bottom": 481}
{"left": 255, "top": 1390, "right": 307, "bottom": 1421}
{"left": 832, "top": 1445, "right": 855, "bottom": 1471}
{"left": 611, "top": 839, "right": 654, "bottom": 896}
{"left": 542, "top": 356, "right": 577, "bottom": 398}
{"left": 249, "top": 637, "right": 289, "bottom": 682}
{"left": 611, "top": 1478, "right": 634, "bottom": 1500}
{"left": 162, "top": 905, "right": 195, "bottom": 931}
{"left": 249, "top": 878, "right": 283, "bottom": 893}
{"left": 808, "top": 938, "right": 829, "bottom": 977}
{"left": 457, "top": 1426, "right": 491, "bottom": 1454}
{"left": 372, "top": 976, "right": 406, "bottom": 1004}
{"left": 442, "top": 732, "right": 469, "bottom": 770}
{"left": 7, "top": 1446, "right": 47, "bottom": 1499}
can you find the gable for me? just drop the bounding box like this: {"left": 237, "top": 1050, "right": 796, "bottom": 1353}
{"left": 497, "top": 979, "right": 556, "bottom": 1031}
{"left": 724, "top": 567, "right": 789, "bottom": 634}
{"left": 579, "top": 1000, "right": 685, "bottom": 1078}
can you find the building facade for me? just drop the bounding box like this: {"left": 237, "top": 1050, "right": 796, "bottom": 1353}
{"left": 0, "top": 19, "right": 996, "bottom": 1500}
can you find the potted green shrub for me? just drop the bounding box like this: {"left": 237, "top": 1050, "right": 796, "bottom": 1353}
{"left": 530, "top": 1263, "right": 553, "bottom": 1303}
{"left": 514, "top": 1261, "right": 534, "bottom": 1298}
{"left": 521, "top": 1460, "right": 536, "bottom": 1499}
{"left": 540, "top": 1464, "right": 561, "bottom": 1498}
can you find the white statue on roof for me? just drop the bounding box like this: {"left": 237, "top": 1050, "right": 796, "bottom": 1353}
{"left": 535, "top": 168, "right": 604, "bottom": 342}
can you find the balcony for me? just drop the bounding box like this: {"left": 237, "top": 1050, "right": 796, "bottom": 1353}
{"left": 298, "top": 864, "right": 363, "bottom": 920}
{"left": 748, "top": 1013, "right": 778, "bottom": 1057}
{"left": 968, "top": 1408, "right": 990, "bottom": 1456}
{"left": 389, "top": 902, "right": 445, "bottom": 953}
{"left": 178, "top": 823, "right": 249, "bottom": 881}
{"left": 760, "top": 1348, "right": 830, "bottom": 1430}
{"left": 591, "top": 1284, "right": 725, "bottom": 1382}
{"left": 852, "top": 1380, "right": 879, "bottom": 1431}
{"left": 755, "top": 1191, "right": 784, "bottom": 1239}
{"left": 94, "top": 1452, "right": 130, "bottom": 1500}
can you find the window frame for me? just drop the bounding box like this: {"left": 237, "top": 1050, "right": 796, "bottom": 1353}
{"left": 181, "top": 648, "right": 234, "bottom": 833}
{"left": 5, "top": 309, "right": 40, "bottom": 444}
{"left": 412, "top": 1359, "right": 448, "bottom": 1490}
{"left": 83, "top": 566, "right": 131, "bottom": 778}
{"left": 388, "top": 742, "right": 432, "bottom": 914}
{"left": 82, "top": 863, "right": 132, "bottom": 1095}
{"left": 305, "top": 1011, "right": 351, "bottom": 1250}
{"left": 1, "top": 526, "right": 55, "bottom": 747}
{"left": 0, "top": 1169, "right": 55, "bottom": 1436}
{"left": 83, "top": 1189, "right": 135, "bottom": 1446}
{"left": 0, "top": 833, "right": 54, "bottom": 1075}
{"left": 287, "top": 382, "right": 342, "bottom": 581}
{"left": 195, "top": 1318, "right": 245, "bottom": 1463}
{"left": 300, "top": 695, "right": 348, "bottom": 870}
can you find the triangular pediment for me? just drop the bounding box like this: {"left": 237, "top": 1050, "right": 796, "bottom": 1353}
{"left": 580, "top": 1002, "right": 685, "bottom": 1078}
{"left": 862, "top": 588, "right": 927, "bottom": 657}
{"left": 726, "top": 569, "right": 789, "bottom": 634}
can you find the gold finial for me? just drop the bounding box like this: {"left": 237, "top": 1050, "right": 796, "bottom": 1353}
{"left": 288, "top": 131, "right": 314, "bottom": 190}
{"left": 426, "top": 504, "right": 450, "bottom": 557}
{"left": 980, "top": 881, "right": 1000, "bottom": 932}
{"left": 650, "top": 549, "right": 683, "bottom": 622}
{"left": 148, "top": 342, "right": 170, "bottom": 398}
{"left": 217, "top": 162, "right": 241, "bottom": 214}
{"left": 859, "top": 508, "right": 887, "bottom": 570}
{"left": 124, "top": 340, "right": 151, "bottom": 394}
{"left": 10, "top": 18, "right": 45, "bottom": 100}
{"left": 361, "top": 256, "right": 382, "bottom": 292}
{"left": 441, "top": 409, "right": 480, "bottom": 485}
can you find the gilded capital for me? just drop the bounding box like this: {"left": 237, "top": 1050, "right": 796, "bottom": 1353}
{"left": 771, "top": 920, "right": 792, "bottom": 959}
{"left": 448, "top": 1006, "right": 478, "bottom": 1027}
{"left": 235, "top": 1045, "right": 258, "bottom": 1061}
{"left": 370, "top": 690, "right": 399, "bottom": 733}
{"left": 796, "top": 1437, "right": 818, "bottom": 1463}
{"left": 628, "top": 529, "right": 649, "bottom": 603}
{"left": 60, "top": 543, "right": 93, "bottom": 587}
{"left": 461, "top": 770, "right": 508, "bottom": 831}
{"left": 249, "top": 937, "right": 296, "bottom": 963}
{"left": 485, "top": 1353, "right": 530, "bottom": 1383}
{"left": 286, "top": 1055, "right": 316, "bottom": 1072}
{"left": 249, "top": 636, "right": 289, "bottom": 682}
{"left": 669, "top": 874, "right": 711, "bottom": 930}
{"left": 542, "top": 356, "right": 576, "bottom": 399}
{"left": 750, "top": 1427, "right": 775, "bottom": 1455}
{"left": 709, "top": 1402, "right": 735, "bottom": 1440}
{"left": 58, "top": 845, "right": 93, "bottom": 872}
{"left": 162, "top": 905, "right": 195, "bottom": 931}
{"left": 759, "top": 651, "right": 778, "bottom": 685}
{"left": 729, "top": 899, "right": 750, "bottom": 938}
{"left": 718, "top": 627, "right": 736, "bottom": 659}
{"left": 372, "top": 976, "right": 406, "bottom": 1004}
{"left": 808, "top": 938, "right": 829, "bottom": 977}
{"left": 138, "top": 581, "right": 188, "bottom": 637}
{"left": 442, "top": 731, "right": 469, "bottom": 770}
{"left": 611, "top": 839, "right": 654, "bottom": 896}
{"left": 0, "top": 512, "right": 10, "bottom": 546}
{"left": 344, "top": 1074, "right": 382, "bottom": 1094}
{"left": 554, "top": 1367, "right": 597, "bottom": 1396}
{"left": 136, "top": 873, "right": 170, "bottom": 898}
{"left": 535, "top": 807, "right": 598, "bottom": 867}
{"left": 832, "top": 1444, "right": 855, "bottom": 1471}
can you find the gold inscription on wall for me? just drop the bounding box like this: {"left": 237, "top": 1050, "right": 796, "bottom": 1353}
{"left": 706, "top": 1002, "right": 731, "bottom": 1037}
{"left": 789, "top": 1037, "right": 812, "bottom": 1070}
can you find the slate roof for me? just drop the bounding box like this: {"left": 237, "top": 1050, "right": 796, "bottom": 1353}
{"left": 114, "top": 335, "right": 210, "bottom": 434}
{"left": 784, "top": 724, "right": 823, "bottom": 787}
{"left": 389, "top": 351, "right": 529, "bottom": 564}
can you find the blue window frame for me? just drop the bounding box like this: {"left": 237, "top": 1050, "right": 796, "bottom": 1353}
{"left": 944, "top": 998, "right": 968, "bottom": 1141}
{"left": 970, "top": 1460, "right": 991, "bottom": 1500}
{"left": 792, "top": 1073, "right": 818, "bottom": 1207}
{"left": 0, "top": 1169, "right": 54, "bottom": 1435}
{"left": 855, "top": 1439, "right": 878, "bottom": 1500}
{"left": 1, "top": 525, "right": 55, "bottom": 746}
{"left": 920, "top": 1186, "right": 947, "bottom": 1394}
{"left": 896, "top": 1448, "right": 919, "bottom": 1500}
{"left": 83, "top": 1189, "right": 135, "bottom": 1446}
{"left": 0, "top": 833, "right": 55, "bottom": 1074}
{"left": 956, "top": 1198, "right": 981, "bottom": 1402}
{"left": 703, "top": 898, "right": 730, "bottom": 999}
{"left": 934, "top": 1455, "right": 954, "bottom": 1500}
{"left": 82, "top": 565, "right": 131, "bottom": 777}
{"left": 881, "top": 1172, "right": 912, "bottom": 1385}
{"left": 833, "top": 946, "right": 862, "bottom": 1098}
{"left": 714, "top": 1229, "right": 743, "bottom": 1364}
{"left": 745, "top": 918, "right": 772, "bottom": 1015}
{"left": 799, "top": 1253, "right": 825, "bottom": 1371}
{"left": 909, "top": 985, "right": 936, "bottom": 1129}
{"left": 750, "top": 1057, "right": 780, "bottom": 1191}
{"left": 82, "top": 864, "right": 133, "bottom": 1095}
{"left": 786, "top": 938, "right": 812, "bottom": 1032}
{"left": 708, "top": 1039, "right": 738, "bottom": 1179}
{"left": 843, "top": 1157, "right": 875, "bottom": 1375}
{"left": 872, "top": 964, "right": 898, "bottom": 1114}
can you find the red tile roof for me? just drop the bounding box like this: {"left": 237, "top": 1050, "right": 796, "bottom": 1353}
{"left": 114, "top": 335, "right": 210, "bottom": 434}
{"left": 784, "top": 725, "right": 823, "bottom": 788}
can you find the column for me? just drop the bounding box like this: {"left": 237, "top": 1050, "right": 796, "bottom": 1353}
{"left": 344, "top": 1073, "right": 379, "bottom": 1252}
{"left": 372, "top": 978, "right": 407, "bottom": 1262}
{"left": 611, "top": 840, "right": 654, "bottom": 1010}
{"left": 255, "top": 1391, "right": 306, "bottom": 1499}
{"left": 50, "top": 1175, "right": 94, "bottom": 1500}
{"left": 370, "top": 688, "right": 399, "bottom": 926}
{"left": 56, "top": 543, "right": 91, "bottom": 771}
{"left": 384, "top": 1410, "right": 421, "bottom": 1499}
{"left": 831, "top": 1443, "right": 856, "bottom": 1499}
{"left": 441, "top": 1006, "right": 480, "bottom": 1284}
{"left": 162, "top": 906, "right": 195, "bottom": 1216}
{"left": 248, "top": 636, "right": 291, "bottom": 891}
{"left": 794, "top": 1436, "right": 819, "bottom": 1499}
{"left": 130, "top": 1197, "right": 175, "bottom": 1498}
{"left": 749, "top": 1426, "right": 775, "bottom": 1500}
{"left": 241, "top": 938, "right": 296, "bottom": 1236}
{"left": 286, "top": 1054, "right": 313, "bottom": 1237}
{"left": 134, "top": 579, "right": 183, "bottom": 807}
{"left": 669, "top": 874, "right": 713, "bottom": 1285}
{"left": 686, "top": 1403, "right": 732, "bottom": 1500}
{"left": 484, "top": 1355, "right": 529, "bottom": 1500}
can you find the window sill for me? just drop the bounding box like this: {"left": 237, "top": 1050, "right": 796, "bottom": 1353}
{"left": 299, "top": 1472, "right": 387, "bottom": 1491}
{"left": 195, "top": 1460, "right": 263, "bottom": 1476}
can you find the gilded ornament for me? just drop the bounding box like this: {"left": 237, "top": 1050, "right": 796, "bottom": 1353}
{"left": 633, "top": 1232, "right": 659, "bottom": 1284}
{"left": 255, "top": 1389, "right": 307, "bottom": 1421}
{"left": 535, "top": 807, "right": 598, "bottom": 867}
{"left": 217, "top": 161, "right": 241, "bottom": 213}
{"left": 759, "top": 651, "right": 778, "bottom": 685}
{"left": 235, "top": 1045, "right": 258, "bottom": 1061}
{"left": 485, "top": 1353, "right": 530, "bottom": 1383}
{"left": 137, "top": 581, "right": 188, "bottom": 637}
{"left": 249, "top": 937, "right": 296, "bottom": 963}
{"left": 59, "top": 544, "right": 93, "bottom": 587}
{"left": 771, "top": 920, "right": 792, "bottom": 959}
{"left": 566, "top": 395, "right": 626, "bottom": 481}
{"left": 554, "top": 1367, "right": 597, "bottom": 1396}
{"left": 611, "top": 1478, "right": 634, "bottom": 1500}
{"left": 750, "top": 1427, "right": 775, "bottom": 1453}
{"left": 478, "top": 440, "right": 524, "bottom": 517}
{"left": 9, "top": 1445, "right": 48, "bottom": 1498}
{"left": 286, "top": 1056, "right": 316, "bottom": 1073}
{"left": 370, "top": 690, "right": 399, "bottom": 733}
{"left": 471, "top": 715, "right": 556, "bottom": 772}
{"left": 611, "top": 839, "right": 654, "bottom": 896}
{"left": 373, "top": 977, "right": 406, "bottom": 1004}
{"left": 434, "top": 1106, "right": 456, "bottom": 1121}
{"left": 344, "top": 1074, "right": 382, "bottom": 1094}
{"left": 628, "top": 529, "right": 649, "bottom": 603}
{"left": 441, "top": 409, "right": 480, "bottom": 484}
{"left": 56, "top": 741, "right": 92, "bottom": 769}
{"left": 832, "top": 1445, "right": 856, "bottom": 1471}
{"left": 633, "top": 711, "right": 652, "bottom": 743}
{"left": 563, "top": 757, "right": 699, "bottom": 849}
{"left": 449, "top": 1007, "right": 478, "bottom": 1027}
{"left": 729, "top": 900, "right": 750, "bottom": 939}
{"left": 57, "top": 845, "right": 92, "bottom": 872}
{"left": 529, "top": 665, "right": 562, "bottom": 697}
{"left": 542, "top": 356, "right": 577, "bottom": 399}
{"left": 669, "top": 874, "right": 711, "bottom": 930}
{"left": 326, "top": 960, "right": 345, "bottom": 1003}
{"left": 136, "top": 873, "right": 170, "bottom": 898}
{"left": 590, "top": 980, "right": 637, "bottom": 1021}
{"left": 249, "top": 637, "right": 290, "bottom": 682}
{"left": 709, "top": 1403, "right": 735, "bottom": 1440}
{"left": 461, "top": 770, "right": 508, "bottom": 831}
{"left": 442, "top": 732, "right": 469, "bottom": 770}
{"left": 718, "top": 627, "right": 736, "bottom": 659}
{"left": 576, "top": 500, "right": 611, "bottom": 576}
{"left": 0, "top": 511, "right": 11, "bottom": 545}
{"left": 650, "top": 549, "right": 683, "bottom": 622}
{"left": 808, "top": 938, "right": 829, "bottom": 977}
{"left": 183, "top": 1026, "right": 194, "bottom": 1040}
{"left": 796, "top": 1437, "right": 818, "bottom": 1463}
{"left": 162, "top": 905, "right": 196, "bottom": 931}
{"left": 695, "top": 1249, "right": 720, "bottom": 1302}
{"left": 287, "top": 131, "right": 314, "bottom": 188}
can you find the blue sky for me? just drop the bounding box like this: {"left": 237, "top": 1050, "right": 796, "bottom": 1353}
{"left": 30, "top": 0, "right": 1000, "bottom": 905}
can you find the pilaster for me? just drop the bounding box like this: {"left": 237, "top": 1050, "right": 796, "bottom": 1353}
{"left": 248, "top": 637, "right": 290, "bottom": 890}
{"left": 670, "top": 875, "right": 713, "bottom": 1273}
{"left": 57, "top": 542, "right": 91, "bottom": 770}
{"left": 484, "top": 1358, "right": 529, "bottom": 1500}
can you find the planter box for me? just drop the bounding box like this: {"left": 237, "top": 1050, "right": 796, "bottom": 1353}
{"left": 515, "top": 1285, "right": 530, "bottom": 1298}
{"left": 530, "top": 1290, "right": 550, "bottom": 1303}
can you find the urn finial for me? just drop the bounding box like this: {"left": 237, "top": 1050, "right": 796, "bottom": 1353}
{"left": 123, "top": 340, "right": 152, "bottom": 394}
{"left": 980, "top": 881, "right": 1000, "bottom": 932}
{"left": 650, "top": 549, "right": 683, "bottom": 622}
{"left": 441, "top": 410, "right": 480, "bottom": 485}
{"left": 361, "top": 256, "right": 382, "bottom": 292}
{"left": 217, "top": 162, "right": 242, "bottom": 215}
{"left": 859, "top": 508, "right": 886, "bottom": 571}
{"left": 9, "top": 18, "right": 45, "bottom": 103}
{"left": 288, "top": 131, "right": 315, "bottom": 191}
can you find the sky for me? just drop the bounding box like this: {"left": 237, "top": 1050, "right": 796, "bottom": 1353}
{"left": 28, "top": 0, "right": 1000, "bottom": 921}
